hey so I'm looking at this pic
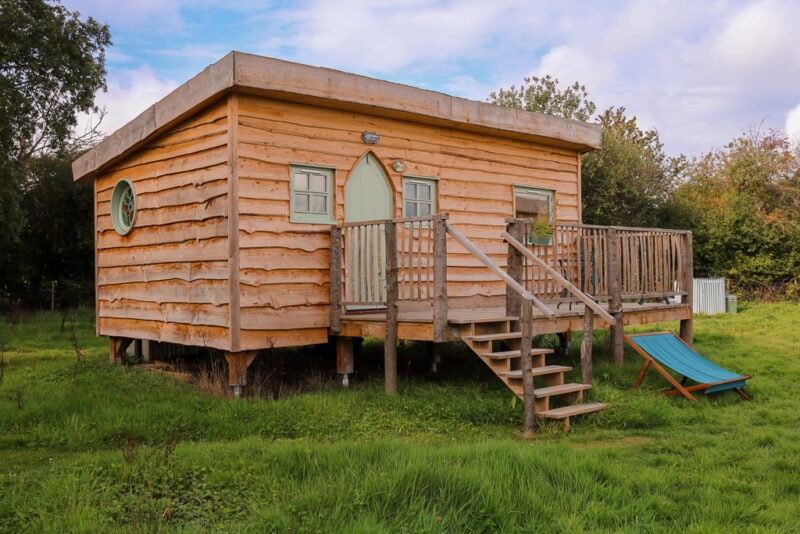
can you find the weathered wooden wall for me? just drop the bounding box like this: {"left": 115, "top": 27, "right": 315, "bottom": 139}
{"left": 95, "top": 99, "right": 233, "bottom": 350}
{"left": 233, "top": 93, "right": 581, "bottom": 343}
{"left": 94, "top": 90, "right": 582, "bottom": 352}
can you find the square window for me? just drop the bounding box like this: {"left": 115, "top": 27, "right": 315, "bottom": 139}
{"left": 403, "top": 177, "right": 437, "bottom": 218}
{"left": 514, "top": 186, "right": 553, "bottom": 221}
{"left": 291, "top": 166, "right": 334, "bottom": 223}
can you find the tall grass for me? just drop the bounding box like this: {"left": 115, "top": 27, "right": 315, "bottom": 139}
{"left": 1, "top": 303, "right": 798, "bottom": 532}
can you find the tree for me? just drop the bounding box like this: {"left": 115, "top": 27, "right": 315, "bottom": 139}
{"left": 673, "top": 128, "right": 800, "bottom": 298}
{"left": 488, "top": 74, "right": 674, "bottom": 228}
{"left": 581, "top": 107, "right": 675, "bottom": 227}
{"left": 19, "top": 155, "right": 94, "bottom": 308}
{"left": 488, "top": 74, "right": 596, "bottom": 121}
{"left": 0, "top": 0, "right": 110, "bottom": 308}
{"left": 0, "top": 0, "right": 111, "bottom": 162}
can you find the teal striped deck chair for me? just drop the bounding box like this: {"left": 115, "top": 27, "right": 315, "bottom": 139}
{"left": 623, "top": 331, "right": 752, "bottom": 402}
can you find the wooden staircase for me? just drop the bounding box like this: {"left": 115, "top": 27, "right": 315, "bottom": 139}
{"left": 457, "top": 316, "right": 606, "bottom": 431}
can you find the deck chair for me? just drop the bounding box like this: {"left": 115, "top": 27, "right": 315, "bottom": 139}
{"left": 623, "top": 331, "right": 752, "bottom": 402}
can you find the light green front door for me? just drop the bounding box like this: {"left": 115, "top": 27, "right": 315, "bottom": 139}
{"left": 344, "top": 153, "right": 393, "bottom": 306}
{"left": 345, "top": 153, "right": 393, "bottom": 223}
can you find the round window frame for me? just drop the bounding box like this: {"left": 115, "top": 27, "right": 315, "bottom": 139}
{"left": 111, "top": 179, "right": 137, "bottom": 235}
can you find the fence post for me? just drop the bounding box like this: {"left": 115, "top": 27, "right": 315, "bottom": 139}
{"left": 581, "top": 311, "right": 594, "bottom": 384}
{"left": 607, "top": 227, "right": 624, "bottom": 366}
{"left": 433, "top": 214, "right": 448, "bottom": 343}
{"left": 384, "top": 219, "right": 399, "bottom": 395}
{"left": 520, "top": 299, "right": 536, "bottom": 436}
{"left": 506, "top": 219, "right": 523, "bottom": 318}
{"left": 679, "top": 231, "right": 694, "bottom": 346}
{"left": 330, "top": 225, "right": 342, "bottom": 333}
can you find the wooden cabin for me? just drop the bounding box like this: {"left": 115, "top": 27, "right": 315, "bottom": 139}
{"left": 73, "top": 51, "right": 693, "bottom": 430}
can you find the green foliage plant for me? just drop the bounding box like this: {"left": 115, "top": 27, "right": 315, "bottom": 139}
{"left": 488, "top": 74, "right": 596, "bottom": 122}
{"left": 0, "top": 0, "right": 110, "bottom": 309}
{"left": 1, "top": 305, "right": 800, "bottom": 531}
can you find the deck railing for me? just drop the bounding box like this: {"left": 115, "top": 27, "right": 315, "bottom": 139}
{"left": 331, "top": 217, "right": 692, "bottom": 326}
{"left": 330, "top": 215, "right": 691, "bottom": 435}
{"left": 512, "top": 220, "right": 691, "bottom": 305}
{"left": 330, "top": 214, "right": 449, "bottom": 340}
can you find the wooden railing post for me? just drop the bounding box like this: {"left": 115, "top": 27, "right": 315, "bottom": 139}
{"left": 433, "top": 214, "right": 448, "bottom": 343}
{"left": 520, "top": 299, "right": 536, "bottom": 436}
{"left": 679, "top": 231, "right": 694, "bottom": 346}
{"left": 330, "top": 225, "right": 342, "bottom": 333}
{"left": 384, "top": 219, "right": 399, "bottom": 395}
{"left": 607, "top": 227, "right": 625, "bottom": 366}
{"left": 506, "top": 219, "right": 523, "bottom": 318}
{"left": 581, "top": 311, "right": 594, "bottom": 384}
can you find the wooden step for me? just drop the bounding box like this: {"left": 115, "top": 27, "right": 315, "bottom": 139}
{"left": 533, "top": 383, "right": 591, "bottom": 398}
{"left": 448, "top": 315, "right": 518, "bottom": 325}
{"left": 500, "top": 365, "right": 573, "bottom": 379}
{"left": 538, "top": 402, "right": 607, "bottom": 432}
{"left": 479, "top": 348, "right": 554, "bottom": 360}
{"left": 539, "top": 403, "right": 607, "bottom": 419}
{"left": 464, "top": 332, "right": 522, "bottom": 342}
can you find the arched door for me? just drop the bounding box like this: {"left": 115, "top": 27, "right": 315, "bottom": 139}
{"left": 345, "top": 153, "right": 392, "bottom": 223}
{"left": 344, "top": 153, "right": 393, "bottom": 306}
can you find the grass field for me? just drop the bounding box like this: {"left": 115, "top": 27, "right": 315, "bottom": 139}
{"left": 1, "top": 303, "right": 798, "bottom": 532}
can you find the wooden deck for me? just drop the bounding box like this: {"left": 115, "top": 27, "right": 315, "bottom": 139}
{"left": 331, "top": 215, "right": 694, "bottom": 433}
{"left": 339, "top": 301, "right": 691, "bottom": 341}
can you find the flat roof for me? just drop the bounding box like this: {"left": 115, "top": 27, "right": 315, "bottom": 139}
{"left": 73, "top": 51, "right": 602, "bottom": 182}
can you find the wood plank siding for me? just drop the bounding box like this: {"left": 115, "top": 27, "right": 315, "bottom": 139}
{"left": 76, "top": 52, "right": 602, "bottom": 353}
{"left": 95, "top": 100, "right": 233, "bottom": 349}
{"left": 233, "top": 93, "right": 582, "bottom": 346}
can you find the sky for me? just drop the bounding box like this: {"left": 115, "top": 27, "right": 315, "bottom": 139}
{"left": 62, "top": 0, "right": 800, "bottom": 158}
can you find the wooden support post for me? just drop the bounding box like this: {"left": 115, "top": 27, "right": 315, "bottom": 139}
{"left": 506, "top": 219, "right": 523, "bottom": 318}
{"left": 384, "top": 219, "right": 399, "bottom": 395}
{"left": 330, "top": 225, "right": 343, "bottom": 333}
{"left": 336, "top": 336, "right": 355, "bottom": 386}
{"left": 679, "top": 231, "right": 694, "bottom": 346}
{"left": 108, "top": 336, "right": 133, "bottom": 364}
{"left": 520, "top": 299, "right": 536, "bottom": 437}
{"left": 581, "top": 312, "right": 594, "bottom": 384}
{"left": 606, "top": 227, "right": 625, "bottom": 366}
{"left": 223, "top": 350, "right": 258, "bottom": 398}
{"left": 428, "top": 341, "right": 442, "bottom": 373}
{"left": 432, "top": 215, "right": 448, "bottom": 343}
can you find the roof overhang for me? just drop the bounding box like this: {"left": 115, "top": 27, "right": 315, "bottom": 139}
{"left": 73, "top": 51, "right": 603, "bottom": 182}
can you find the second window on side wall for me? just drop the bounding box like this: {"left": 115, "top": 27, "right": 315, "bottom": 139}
{"left": 291, "top": 165, "right": 334, "bottom": 223}
{"left": 514, "top": 186, "right": 553, "bottom": 221}
{"left": 403, "top": 177, "right": 437, "bottom": 217}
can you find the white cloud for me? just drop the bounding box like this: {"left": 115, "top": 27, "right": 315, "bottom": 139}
{"left": 64, "top": 0, "right": 800, "bottom": 157}
{"left": 76, "top": 67, "right": 180, "bottom": 138}
{"left": 711, "top": 0, "right": 800, "bottom": 76}
{"left": 786, "top": 104, "right": 800, "bottom": 145}
{"left": 269, "top": 0, "right": 510, "bottom": 73}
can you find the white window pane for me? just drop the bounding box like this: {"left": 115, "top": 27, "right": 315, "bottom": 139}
{"left": 311, "top": 194, "right": 327, "bottom": 213}
{"left": 405, "top": 201, "right": 417, "bottom": 217}
{"left": 310, "top": 173, "right": 327, "bottom": 193}
{"left": 294, "top": 173, "right": 309, "bottom": 191}
{"left": 294, "top": 193, "right": 309, "bottom": 212}
{"left": 419, "top": 202, "right": 431, "bottom": 216}
{"left": 515, "top": 189, "right": 551, "bottom": 219}
{"left": 404, "top": 182, "right": 416, "bottom": 199}
{"left": 418, "top": 183, "right": 431, "bottom": 200}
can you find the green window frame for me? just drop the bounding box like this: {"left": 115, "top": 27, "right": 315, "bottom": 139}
{"left": 403, "top": 177, "right": 437, "bottom": 217}
{"left": 291, "top": 165, "right": 334, "bottom": 224}
{"left": 111, "top": 179, "right": 137, "bottom": 235}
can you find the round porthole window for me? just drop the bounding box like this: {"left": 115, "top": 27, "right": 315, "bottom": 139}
{"left": 111, "top": 179, "right": 137, "bottom": 235}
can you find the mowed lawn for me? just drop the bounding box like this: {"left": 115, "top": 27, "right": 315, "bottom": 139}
{"left": 1, "top": 302, "right": 798, "bottom": 532}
